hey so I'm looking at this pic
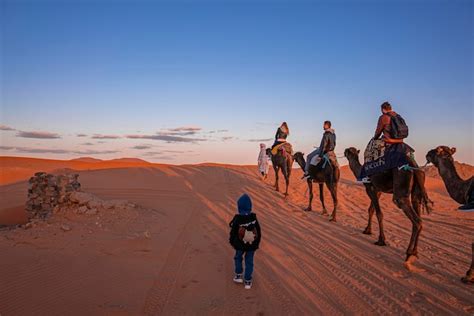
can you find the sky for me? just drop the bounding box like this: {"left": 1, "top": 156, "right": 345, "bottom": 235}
{"left": 1, "top": 0, "right": 473, "bottom": 165}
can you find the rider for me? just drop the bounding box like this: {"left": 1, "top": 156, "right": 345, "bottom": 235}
{"left": 271, "top": 122, "right": 290, "bottom": 153}
{"left": 374, "top": 102, "right": 403, "bottom": 144}
{"left": 366, "top": 102, "right": 430, "bottom": 203}
{"left": 303, "top": 120, "right": 338, "bottom": 178}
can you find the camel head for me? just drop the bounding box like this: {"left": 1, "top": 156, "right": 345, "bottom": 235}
{"left": 293, "top": 152, "right": 306, "bottom": 170}
{"left": 426, "top": 146, "right": 456, "bottom": 167}
{"left": 344, "top": 147, "right": 360, "bottom": 162}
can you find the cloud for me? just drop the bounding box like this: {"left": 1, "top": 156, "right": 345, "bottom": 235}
{"left": 76, "top": 133, "right": 88, "bottom": 137}
{"left": 248, "top": 138, "right": 273, "bottom": 142}
{"left": 0, "top": 125, "right": 15, "bottom": 131}
{"left": 17, "top": 131, "right": 61, "bottom": 139}
{"left": 221, "top": 136, "right": 235, "bottom": 141}
{"left": 132, "top": 145, "right": 152, "bottom": 150}
{"left": 126, "top": 134, "right": 206, "bottom": 143}
{"left": 167, "top": 126, "right": 201, "bottom": 132}
{"left": 159, "top": 126, "right": 202, "bottom": 136}
{"left": 91, "top": 134, "right": 121, "bottom": 139}
{"left": 143, "top": 151, "right": 162, "bottom": 156}
{"left": 143, "top": 152, "right": 177, "bottom": 160}
{"left": 16, "top": 147, "right": 70, "bottom": 154}
{"left": 73, "top": 149, "right": 119, "bottom": 155}
{"left": 159, "top": 150, "right": 194, "bottom": 154}
{"left": 208, "top": 129, "right": 229, "bottom": 134}
{"left": 81, "top": 142, "right": 95, "bottom": 146}
{"left": 0, "top": 146, "right": 118, "bottom": 155}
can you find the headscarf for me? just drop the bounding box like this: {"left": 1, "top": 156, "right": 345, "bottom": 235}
{"left": 280, "top": 122, "right": 289, "bottom": 135}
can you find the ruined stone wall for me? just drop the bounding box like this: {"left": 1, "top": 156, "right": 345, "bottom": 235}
{"left": 26, "top": 172, "right": 81, "bottom": 219}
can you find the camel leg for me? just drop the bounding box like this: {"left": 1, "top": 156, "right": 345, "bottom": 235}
{"left": 319, "top": 183, "right": 328, "bottom": 215}
{"left": 363, "top": 203, "right": 374, "bottom": 235}
{"left": 461, "top": 242, "right": 474, "bottom": 284}
{"left": 397, "top": 197, "right": 423, "bottom": 270}
{"left": 363, "top": 186, "right": 377, "bottom": 234}
{"left": 372, "top": 197, "right": 387, "bottom": 246}
{"left": 283, "top": 162, "right": 290, "bottom": 197}
{"left": 274, "top": 166, "right": 280, "bottom": 192}
{"left": 305, "top": 180, "right": 313, "bottom": 212}
{"left": 328, "top": 182, "right": 338, "bottom": 222}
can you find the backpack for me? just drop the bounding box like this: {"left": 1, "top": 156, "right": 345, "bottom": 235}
{"left": 387, "top": 113, "right": 409, "bottom": 139}
{"left": 238, "top": 220, "right": 259, "bottom": 245}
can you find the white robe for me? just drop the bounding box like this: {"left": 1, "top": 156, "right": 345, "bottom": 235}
{"left": 258, "top": 149, "right": 270, "bottom": 174}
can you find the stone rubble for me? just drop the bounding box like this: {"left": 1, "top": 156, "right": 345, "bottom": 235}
{"left": 26, "top": 172, "right": 81, "bottom": 219}
{"left": 25, "top": 172, "right": 136, "bottom": 221}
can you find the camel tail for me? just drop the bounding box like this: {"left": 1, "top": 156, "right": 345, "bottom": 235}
{"left": 412, "top": 179, "right": 434, "bottom": 215}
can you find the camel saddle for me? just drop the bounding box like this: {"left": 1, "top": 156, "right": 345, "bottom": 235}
{"left": 359, "top": 139, "right": 413, "bottom": 179}
{"left": 271, "top": 142, "right": 293, "bottom": 156}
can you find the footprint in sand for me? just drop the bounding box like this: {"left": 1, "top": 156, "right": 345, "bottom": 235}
{"left": 181, "top": 280, "right": 198, "bottom": 289}
{"left": 406, "top": 291, "right": 433, "bottom": 305}
{"left": 392, "top": 271, "right": 408, "bottom": 278}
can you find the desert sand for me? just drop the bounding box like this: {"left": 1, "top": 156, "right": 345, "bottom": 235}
{"left": 0, "top": 157, "right": 473, "bottom": 315}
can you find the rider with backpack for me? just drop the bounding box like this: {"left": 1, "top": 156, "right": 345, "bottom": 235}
{"left": 229, "top": 193, "right": 261, "bottom": 290}
{"left": 365, "top": 102, "right": 430, "bottom": 205}
{"left": 374, "top": 102, "right": 408, "bottom": 143}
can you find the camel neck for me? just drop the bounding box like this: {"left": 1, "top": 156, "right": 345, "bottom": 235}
{"left": 438, "top": 159, "right": 463, "bottom": 182}
{"left": 297, "top": 157, "right": 306, "bottom": 172}
{"left": 348, "top": 157, "right": 362, "bottom": 179}
{"left": 437, "top": 159, "right": 467, "bottom": 204}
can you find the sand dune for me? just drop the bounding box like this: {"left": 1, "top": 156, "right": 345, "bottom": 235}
{"left": 0, "top": 157, "right": 473, "bottom": 315}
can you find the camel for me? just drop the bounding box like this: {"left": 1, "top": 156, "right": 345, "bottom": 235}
{"left": 266, "top": 146, "right": 294, "bottom": 196}
{"left": 344, "top": 147, "right": 431, "bottom": 270}
{"left": 426, "top": 146, "right": 473, "bottom": 283}
{"left": 293, "top": 152, "right": 339, "bottom": 221}
{"left": 425, "top": 146, "right": 474, "bottom": 209}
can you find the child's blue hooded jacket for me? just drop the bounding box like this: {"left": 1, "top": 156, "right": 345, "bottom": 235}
{"left": 229, "top": 194, "right": 262, "bottom": 251}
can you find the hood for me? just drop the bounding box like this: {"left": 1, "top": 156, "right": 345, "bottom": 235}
{"left": 237, "top": 194, "right": 252, "bottom": 215}
{"left": 324, "top": 128, "right": 335, "bottom": 134}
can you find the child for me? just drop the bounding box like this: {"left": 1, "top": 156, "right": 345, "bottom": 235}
{"left": 257, "top": 143, "right": 270, "bottom": 179}
{"left": 228, "top": 194, "right": 261, "bottom": 289}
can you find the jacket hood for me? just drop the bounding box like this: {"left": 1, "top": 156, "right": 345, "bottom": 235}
{"left": 325, "top": 128, "right": 335, "bottom": 134}
{"left": 237, "top": 194, "right": 252, "bottom": 215}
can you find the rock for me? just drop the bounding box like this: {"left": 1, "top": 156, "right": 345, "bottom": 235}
{"left": 102, "top": 200, "right": 116, "bottom": 210}
{"left": 143, "top": 231, "right": 151, "bottom": 239}
{"left": 25, "top": 172, "right": 82, "bottom": 220}
{"left": 85, "top": 208, "right": 98, "bottom": 215}
{"left": 60, "top": 224, "right": 72, "bottom": 232}
{"left": 23, "top": 222, "right": 34, "bottom": 230}
{"left": 69, "top": 191, "right": 94, "bottom": 205}
{"left": 87, "top": 199, "right": 102, "bottom": 209}
{"left": 76, "top": 205, "right": 88, "bottom": 214}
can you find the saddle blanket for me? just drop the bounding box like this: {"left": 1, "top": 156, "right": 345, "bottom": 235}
{"left": 271, "top": 142, "right": 293, "bottom": 155}
{"left": 359, "top": 139, "right": 412, "bottom": 179}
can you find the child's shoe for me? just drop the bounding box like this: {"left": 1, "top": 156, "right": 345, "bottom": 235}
{"left": 244, "top": 280, "right": 252, "bottom": 289}
{"left": 233, "top": 274, "right": 243, "bottom": 284}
